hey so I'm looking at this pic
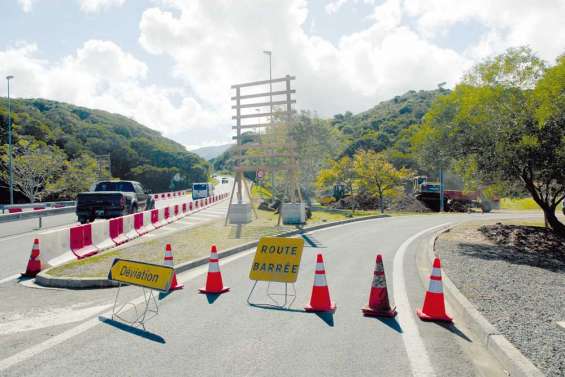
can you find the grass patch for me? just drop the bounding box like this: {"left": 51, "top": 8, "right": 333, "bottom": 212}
{"left": 500, "top": 197, "right": 540, "bottom": 210}
{"left": 46, "top": 207, "right": 374, "bottom": 279}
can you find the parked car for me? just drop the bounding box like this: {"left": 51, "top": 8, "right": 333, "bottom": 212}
{"left": 221, "top": 177, "right": 229, "bottom": 184}
{"left": 76, "top": 180, "right": 153, "bottom": 224}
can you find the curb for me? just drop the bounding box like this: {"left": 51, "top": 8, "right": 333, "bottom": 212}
{"left": 35, "top": 214, "right": 389, "bottom": 289}
{"left": 427, "top": 227, "right": 544, "bottom": 377}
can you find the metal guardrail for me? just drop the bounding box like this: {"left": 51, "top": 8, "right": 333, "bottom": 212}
{"left": 0, "top": 206, "right": 76, "bottom": 229}
{"left": 0, "top": 201, "right": 76, "bottom": 214}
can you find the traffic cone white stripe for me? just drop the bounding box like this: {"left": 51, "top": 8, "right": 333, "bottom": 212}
{"left": 431, "top": 267, "right": 442, "bottom": 277}
{"left": 208, "top": 262, "right": 220, "bottom": 273}
{"left": 314, "top": 273, "right": 327, "bottom": 286}
{"left": 372, "top": 274, "right": 386, "bottom": 288}
{"left": 428, "top": 279, "right": 443, "bottom": 293}
{"left": 315, "top": 262, "right": 325, "bottom": 271}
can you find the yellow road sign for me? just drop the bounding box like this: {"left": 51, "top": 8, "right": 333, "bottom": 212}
{"left": 108, "top": 259, "right": 174, "bottom": 292}
{"left": 249, "top": 237, "right": 304, "bottom": 283}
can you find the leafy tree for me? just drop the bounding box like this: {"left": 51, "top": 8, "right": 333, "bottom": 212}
{"left": 316, "top": 156, "right": 355, "bottom": 197}
{"left": 414, "top": 47, "right": 565, "bottom": 235}
{"left": 0, "top": 141, "right": 65, "bottom": 202}
{"left": 353, "top": 150, "right": 412, "bottom": 213}
{"left": 46, "top": 154, "right": 98, "bottom": 199}
{"left": 130, "top": 165, "right": 181, "bottom": 193}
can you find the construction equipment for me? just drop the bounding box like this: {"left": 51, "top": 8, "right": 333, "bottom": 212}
{"left": 412, "top": 176, "right": 497, "bottom": 213}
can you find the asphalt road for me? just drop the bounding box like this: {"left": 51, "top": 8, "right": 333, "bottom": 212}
{"left": 0, "top": 211, "right": 542, "bottom": 377}
{"left": 0, "top": 178, "right": 234, "bottom": 284}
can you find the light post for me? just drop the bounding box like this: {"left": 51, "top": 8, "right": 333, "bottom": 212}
{"left": 262, "top": 50, "right": 274, "bottom": 199}
{"left": 6, "top": 75, "right": 14, "bottom": 205}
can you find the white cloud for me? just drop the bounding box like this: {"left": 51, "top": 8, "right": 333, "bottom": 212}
{"left": 17, "top": 0, "right": 36, "bottom": 12}
{"left": 79, "top": 0, "right": 127, "bottom": 13}
{"left": 325, "top": 0, "right": 376, "bottom": 15}
{"left": 0, "top": 40, "right": 221, "bottom": 145}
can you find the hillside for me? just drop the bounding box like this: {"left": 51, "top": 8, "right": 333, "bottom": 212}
{"left": 332, "top": 88, "right": 449, "bottom": 159}
{"left": 191, "top": 143, "right": 233, "bottom": 160}
{"left": 0, "top": 98, "right": 209, "bottom": 197}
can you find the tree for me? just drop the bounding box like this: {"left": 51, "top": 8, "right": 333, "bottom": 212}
{"left": 130, "top": 164, "right": 181, "bottom": 193}
{"left": 46, "top": 154, "right": 98, "bottom": 199}
{"left": 0, "top": 141, "right": 65, "bottom": 203}
{"left": 316, "top": 156, "right": 355, "bottom": 197}
{"left": 353, "top": 150, "right": 412, "bottom": 213}
{"left": 414, "top": 47, "right": 565, "bottom": 236}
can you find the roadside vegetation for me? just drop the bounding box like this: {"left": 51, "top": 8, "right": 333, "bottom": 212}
{"left": 0, "top": 99, "right": 209, "bottom": 202}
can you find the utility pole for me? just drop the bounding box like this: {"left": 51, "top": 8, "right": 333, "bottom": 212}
{"left": 6, "top": 75, "right": 14, "bottom": 205}
{"left": 263, "top": 50, "right": 275, "bottom": 200}
{"left": 439, "top": 167, "right": 444, "bottom": 212}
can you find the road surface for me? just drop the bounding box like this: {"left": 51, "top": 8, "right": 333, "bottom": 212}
{"left": 0, "top": 211, "right": 541, "bottom": 376}
{"left": 0, "top": 178, "right": 233, "bottom": 284}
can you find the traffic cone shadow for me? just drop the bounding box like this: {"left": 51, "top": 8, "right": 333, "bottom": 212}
{"left": 314, "top": 312, "right": 335, "bottom": 327}
{"left": 204, "top": 293, "right": 221, "bottom": 304}
{"left": 431, "top": 321, "right": 472, "bottom": 342}
{"left": 371, "top": 316, "right": 403, "bottom": 334}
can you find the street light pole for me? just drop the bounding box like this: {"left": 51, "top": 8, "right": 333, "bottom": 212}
{"left": 6, "top": 75, "right": 14, "bottom": 205}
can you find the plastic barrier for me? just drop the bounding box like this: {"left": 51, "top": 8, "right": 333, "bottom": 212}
{"left": 164, "top": 206, "right": 172, "bottom": 224}
{"left": 109, "top": 217, "right": 128, "bottom": 245}
{"left": 38, "top": 227, "right": 72, "bottom": 263}
{"left": 123, "top": 214, "right": 138, "bottom": 240}
{"left": 91, "top": 219, "right": 115, "bottom": 251}
{"left": 181, "top": 203, "right": 187, "bottom": 217}
{"left": 70, "top": 224, "right": 98, "bottom": 259}
{"left": 139, "top": 210, "right": 155, "bottom": 234}
{"left": 156, "top": 207, "right": 168, "bottom": 228}
{"left": 173, "top": 205, "right": 180, "bottom": 221}
{"left": 151, "top": 208, "right": 161, "bottom": 228}
{"left": 189, "top": 202, "right": 193, "bottom": 211}
{"left": 33, "top": 207, "right": 45, "bottom": 211}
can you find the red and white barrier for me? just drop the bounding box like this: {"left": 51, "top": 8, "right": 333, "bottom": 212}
{"left": 70, "top": 224, "right": 98, "bottom": 259}
{"left": 150, "top": 208, "right": 161, "bottom": 228}
{"left": 91, "top": 220, "right": 115, "bottom": 251}
{"left": 123, "top": 214, "right": 138, "bottom": 241}
{"left": 109, "top": 217, "right": 128, "bottom": 245}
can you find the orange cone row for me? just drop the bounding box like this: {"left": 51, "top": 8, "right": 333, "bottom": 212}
{"left": 20, "top": 237, "right": 451, "bottom": 323}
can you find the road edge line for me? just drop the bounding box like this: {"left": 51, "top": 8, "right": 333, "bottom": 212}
{"left": 427, "top": 227, "right": 544, "bottom": 377}
{"left": 34, "top": 214, "right": 390, "bottom": 289}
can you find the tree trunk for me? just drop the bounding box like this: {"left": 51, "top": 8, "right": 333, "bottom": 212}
{"left": 379, "top": 192, "right": 384, "bottom": 214}
{"left": 523, "top": 175, "right": 565, "bottom": 237}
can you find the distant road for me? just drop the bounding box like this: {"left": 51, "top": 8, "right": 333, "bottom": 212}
{"left": 0, "top": 177, "right": 233, "bottom": 283}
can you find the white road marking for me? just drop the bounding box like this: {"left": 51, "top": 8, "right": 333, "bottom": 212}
{"left": 392, "top": 222, "right": 451, "bottom": 377}
{"left": 0, "top": 274, "right": 20, "bottom": 285}
{"left": 0, "top": 304, "right": 113, "bottom": 335}
{"left": 0, "top": 243, "right": 256, "bottom": 373}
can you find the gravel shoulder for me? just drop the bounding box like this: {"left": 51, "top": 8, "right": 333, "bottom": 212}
{"left": 437, "top": 219, "right": 565, "bottom": 377}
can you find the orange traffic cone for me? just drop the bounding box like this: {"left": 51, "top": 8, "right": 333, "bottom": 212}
{"left": 199, "top": 244, "right": 229, "bottom": 294}
{"left": 305, "top": 254, "right": 336, "bottom": 312}
{"left": 164, "top": 244, "right": 183, "bottom": 291}
{"left": 362, "top": 254, "right": 396, "bottom": 317}
{"left": 22, "top": 238, "right": 42, "bottom": 277}
{"left": 417, "top": 257, "right": 452, "bottom": 322}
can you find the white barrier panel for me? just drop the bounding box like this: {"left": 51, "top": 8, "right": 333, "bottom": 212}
{"left": 38, "top": 227, "right": 71, "bottom": 266}
{"left": 123, "top": 214, "right": 138, "bottom": 240}
{"left": 91, "top": 219, "right": 115, "bottom": 251}
{"left": 139, "top": 210, "right": 155, "bottom": 235}
{"left": 157, "top": 207, "right": 168, "bottom": 228}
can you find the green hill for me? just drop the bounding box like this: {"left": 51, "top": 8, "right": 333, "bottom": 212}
{"left": 332, "top": 88, "right": 449, "bottom": 160}
{"left": 0, "top": 98, "right": 209, "bottom": 199}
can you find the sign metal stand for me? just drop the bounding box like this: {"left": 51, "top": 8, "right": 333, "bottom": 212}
{"left": 111, "top": 283, "right": 159, "bottom": 330}
{"left": 247, "top": 281, "right": 297, "bottom": 309}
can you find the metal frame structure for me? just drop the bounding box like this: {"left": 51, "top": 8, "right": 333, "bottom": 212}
{"left": 111, "top": 283, "right": 159, "bottom": 330}
{"left": 225, "top": 75, "right": 302, "bottom": 225}
{"left": 247, "top": 281, "right": 297, "bottom": 309}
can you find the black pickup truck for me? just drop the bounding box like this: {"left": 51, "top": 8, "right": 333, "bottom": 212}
{"left": 76, "top": 180, "right": 154, "bottom": 224}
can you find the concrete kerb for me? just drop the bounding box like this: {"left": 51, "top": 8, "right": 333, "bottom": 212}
{"left": 425, "top": 227, "right": 544, "bottom": 377}
{"left": 34, "top": 213, "right": 389, "bottom": 289}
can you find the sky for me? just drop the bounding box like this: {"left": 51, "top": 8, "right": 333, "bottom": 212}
{"left": 0, "top": 0, "right": 564, "bottom": 150}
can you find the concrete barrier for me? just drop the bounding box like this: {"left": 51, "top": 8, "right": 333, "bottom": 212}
{"left": 91, "top": 220, "right": 115, "bottom": 251}
{"left": 109, "top": 217, "right": 128, "bottom": 245}
{"left": 70, "top": 224, "right": 98, "bottom": 259}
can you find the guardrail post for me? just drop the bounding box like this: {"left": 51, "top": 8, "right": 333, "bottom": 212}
{"left": 38, "top": 216, "right": 42, "bottom": 229}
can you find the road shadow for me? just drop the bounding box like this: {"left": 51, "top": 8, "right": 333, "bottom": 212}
{"left": 158, "top": 291, "right": 173, "bottom": 301}
{"left": 454, "top": 241, "right": 565, "bottom": 272}
{"left": 248, "top": 303, "right": 308, "bottom": 314}
{"left": 314, "top": 312, "right": 335, "bottom": 327}
{"left": 300, "top": 233, "right": 325, "bottom": 248}
{"left": 432, "top": 321, "right": 472, "bottom": 342}
{"left": 98, "top": 316, "right": 166, "bottom": 344}
{"left": 367, "top": 316, "right": 403, "bottom": 333}
{"left": 203, "top": 293, "right": 221, "bottom": 304}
